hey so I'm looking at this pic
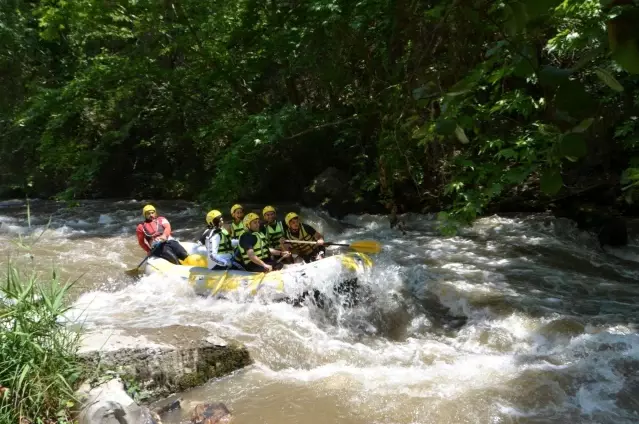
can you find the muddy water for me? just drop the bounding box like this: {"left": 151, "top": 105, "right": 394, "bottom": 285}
{"left": 2, "top": 199, "right": 639, "bottom": 423}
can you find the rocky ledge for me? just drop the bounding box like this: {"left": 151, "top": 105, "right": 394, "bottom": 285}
{"left": 75, "top": 324, "right": 251, "bottom": 423}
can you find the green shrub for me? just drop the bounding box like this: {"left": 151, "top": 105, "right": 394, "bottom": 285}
{"left": 0, "top": 265, "right": 82, "bottom": 424}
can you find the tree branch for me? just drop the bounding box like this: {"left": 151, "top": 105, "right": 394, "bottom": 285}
{"left": 283, "top": 116, "right": 359, "bottom": 140}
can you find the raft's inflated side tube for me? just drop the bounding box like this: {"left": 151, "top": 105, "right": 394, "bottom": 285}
{"left": 143, "top": 241, "right": 373, "bottom": 301}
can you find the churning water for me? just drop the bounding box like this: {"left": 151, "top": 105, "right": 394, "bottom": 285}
{"left": 1, "top": 199, "right": 639, "bottom": 423}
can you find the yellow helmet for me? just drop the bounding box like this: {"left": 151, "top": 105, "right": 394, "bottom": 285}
{"left": 262, "top": 205, "right": 276, "bottom": 217}
{"left": 285, "top": 212, "right": 299, "bottom": 227}
{"left": 206, "top": 210, "right": 222, "bottom": 226}
{"left": 142, "top": 204, "right": 156, "bottom": 217}
{"left": 243, "top": 212, "right": 260, "bottom": 229}
{"left": 231, "top": 204, "right": 243, "bottom": 215}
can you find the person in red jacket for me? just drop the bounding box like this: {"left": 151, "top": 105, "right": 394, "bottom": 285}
{"left": 136, "top": 204, "right": 188, "bottom": 264}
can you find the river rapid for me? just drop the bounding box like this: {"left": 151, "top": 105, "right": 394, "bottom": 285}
{"left": 1, "top": 199, "right": 639, "bottom": 424}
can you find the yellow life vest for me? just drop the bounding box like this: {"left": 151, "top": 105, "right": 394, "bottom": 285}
{"left": 230, "top": 221, "right": 246, "bottom": 239}
{"left": 285, "top": 224, "right": 315, "bottom": 256}
{"left": 213, "top": 228, "right": 233, "bottom": 254}
{"left": 264, "top": 221, "right": 284, "bottom": 248}
{"left": 236, "top": 231, "right": 270, "bottom": 264}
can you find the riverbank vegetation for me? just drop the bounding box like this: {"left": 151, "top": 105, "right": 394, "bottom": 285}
{"left": 0, "top": 265, "right": 82, "bottom": 424}
{"left": 2, "top": 0, "right": 639, "bottom": 227}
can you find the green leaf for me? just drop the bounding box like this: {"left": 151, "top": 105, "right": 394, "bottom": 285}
{"left": 540, "top": 168, "right": 563, "bottom": 195}
{"left": 497, "top": 148, "right": 518, "bottom": 160}
{"left": 594, "top": 67, "right": 624, "bottom": 92}
{"left": 486, "top": 40, "right": 508, "bottom": 58}
{"left": 513, "top": 46, "right": 537, "bottom": 78}
{"left": 435, "top": 118, "right": 457, "bottom": 135}
{"left": 611, "top": 40, "right": 639, "bottom": 74}
{"left": 446, "top": 77, "right": 477, "bottom": 96}
{"left": 555, "top": 81, "right": 597, "bottom": 118}
{"left": 559, "top": 133, "right": 587, "bottom": 158}
{"left": 524, "top": 0, "right": 563, "bottom": 19}
{"left": 538, "top": 65, "right": 572, "bottom": 87}
{"left": 608, "top": 11, "right": 639, "bottom": 74}
{"left": 454, "top": 125, "right": 469, "bottom": 144}
{"left": 572, "top": 118, "right": 594, "bottom": 133}
{"left": 505, "top": 2, "right": 528, "bottom": 36}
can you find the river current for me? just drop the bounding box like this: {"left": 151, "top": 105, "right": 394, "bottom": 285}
{"left": 1, "top": 199, "right": 638, "bottom": 423}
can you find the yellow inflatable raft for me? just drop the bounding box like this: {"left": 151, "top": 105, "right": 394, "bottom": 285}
{"left": 143, "top": 242, "right": 373, "bottom": 302}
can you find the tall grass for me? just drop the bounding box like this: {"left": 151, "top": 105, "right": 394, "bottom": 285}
{"left": 0, "top": 264, "right": 83, "bottom": 424}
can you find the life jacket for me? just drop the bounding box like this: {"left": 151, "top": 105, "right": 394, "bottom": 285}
{"left": 264, "top": 221, "right": 284, "bottom": 248}
{"left": 235, "top": 231, "right": 270, "bottom": 265}
{"left": 141, "top": 218, "right": 166, "bottom": 242}
{"left": 212, "top": 228, "right": 233, "bottom": 254}
{"left": 199, "top": 227, "right": 213, "bottom": 245}
{"left": 230, "top": 221, "right": 246, "bottom": 239}
{"left": 285, "top": 224, "right": 314, "bottom": 255}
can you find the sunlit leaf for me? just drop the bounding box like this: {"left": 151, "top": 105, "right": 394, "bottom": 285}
{"left": 454, "top": 125, "right": 469, "bottom": 144}
{"left": 572, "top": 118, "right": 595, "bottom": 133}
{"left": 594, "top": 67, "right": 624, "bottom": 92}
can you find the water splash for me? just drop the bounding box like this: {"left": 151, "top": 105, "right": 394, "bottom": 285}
{"left": 3, "top": 201, "right": 639, "bottom": 423}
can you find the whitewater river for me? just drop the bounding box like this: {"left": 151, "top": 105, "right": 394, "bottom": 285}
{"left": 1, "top": 199, "right": 639, "bottom": 423}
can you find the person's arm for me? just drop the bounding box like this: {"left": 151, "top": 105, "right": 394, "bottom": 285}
{"left": 247, "top": 249, "right": 272, "bottom": 271}
{"left": 240, "top": 234, "right": 272, "bottom": 271}
{"left": 136, "top": 225, "right": 151, "bottom": 253}
{"left": 159, "top": 217, "right": 171, "bottom": 240}
{"left": 305, "top": 224, "right": 324, "bottom": 244}
{"left": 268, "top": 247, "right": 290, "bottom": 257}
{"left": 207, "top": 233, "right": 230, "bottom": 267}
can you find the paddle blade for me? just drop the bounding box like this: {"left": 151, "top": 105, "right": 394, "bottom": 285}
{"left": 125, "top": 267, "right": 143, "bottom": 277}
{"left": 349, "top": 240, "right": 382, "bottom": 254}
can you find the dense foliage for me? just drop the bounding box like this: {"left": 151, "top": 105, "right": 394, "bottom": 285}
{"left": 0, "top": 265, "right": 82, "bottom": 423}
{"left": 2, "top": 0, "right": 639, "bottom": 225}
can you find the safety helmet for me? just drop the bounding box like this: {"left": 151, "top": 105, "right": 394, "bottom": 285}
{"left": 243, "top": 212, "right": 260, "bottom": 229}
{"left": 285, "top": 212, "right": 300, "bottom": 227}
{"left": 206, "top": 210, "right": 222, "bottom": 226}
{"left": 142, "top": 204, "right": 156, "bottom": 217}
{"left": 262, "top": 205, "right": 276, "bottom": 217}
{"left": 231, "top": 204, "right": 243, "bottom": 215}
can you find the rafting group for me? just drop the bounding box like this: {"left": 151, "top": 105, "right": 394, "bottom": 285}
{"left": 135, "top": 204, "right": 335, "bottom": 274}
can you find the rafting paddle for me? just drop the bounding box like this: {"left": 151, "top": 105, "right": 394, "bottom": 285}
{"left": 125, "top": 241, "right": 165, "bottom": 277}
{"left": 283, "top": 239, "right": 382, "bottom": 254}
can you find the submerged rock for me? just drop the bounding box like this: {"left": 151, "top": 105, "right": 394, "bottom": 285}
{"left": 78, "top": 328, "right": 252, "bottom": 404}
{"left": 190, "top": 403, "right": 232, "bottom": 424}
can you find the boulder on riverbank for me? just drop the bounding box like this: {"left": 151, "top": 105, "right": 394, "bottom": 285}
{"left": 77, "top": 326, "right": 252, "bottom": 404}
{"left": 76, "top": 378, "right": 162, "bottom": 424}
